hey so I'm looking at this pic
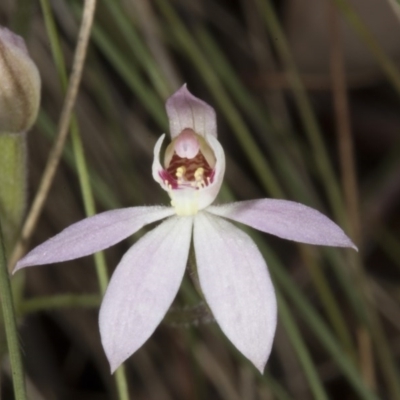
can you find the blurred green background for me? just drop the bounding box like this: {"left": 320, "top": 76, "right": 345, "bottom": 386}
{"left": 1, "top": 0, "right": 400, "bottom": 399}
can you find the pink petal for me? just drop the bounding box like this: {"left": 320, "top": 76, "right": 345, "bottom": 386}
{"left": 194, "top": 212, "right": 277, "bottom": 373}
{"left": 166, "top": 84, "right": 217, "bottom": 139}
{"left": 14, "top": 206, "right": 175, "bottom": 272}
{"left": 151, "top": 133, "right": 167, "bottom": 186}
{"left": 207, "top": 200, "right": 357, "bottom": 249}
{"left": 99, "top": 216, "right": 193, "bottom": 372}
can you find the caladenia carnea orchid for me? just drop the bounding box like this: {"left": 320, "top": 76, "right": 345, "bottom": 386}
{"left": 14, "top": 85, "right": 357, "bottom": 373}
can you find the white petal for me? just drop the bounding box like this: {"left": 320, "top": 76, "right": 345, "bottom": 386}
{"left": 207, "top": 200, "right": 357, "bottom": 249}
{"left": 99, "top": 216, "right": 193, "bottom": 372}
{"left": 195, "top": 134, "right": 225, "bottom": 210}
{"left": 166, "top": 84, "right": 217, "bottom": 139}
{"left": 151, "top": 134, "right": 168, "bottom": 190}
{"left": 194, "top": 212, "right": 277, "bottom": 372}
{"left": 14, "top": 206, "right": 175, "bottom": 272}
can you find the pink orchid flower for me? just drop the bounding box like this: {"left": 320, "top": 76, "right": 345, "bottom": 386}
{"left": 15, "top": 85, "right": 356, "bottom": 373}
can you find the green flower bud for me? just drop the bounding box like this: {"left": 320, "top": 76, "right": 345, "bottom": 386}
{"left": 0, "top": 26, "right": 40, "bottom": 134}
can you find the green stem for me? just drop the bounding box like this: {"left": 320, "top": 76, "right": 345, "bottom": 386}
{"left": 115, "top": 365, "right": 129, "bottom": 400}
{"left": 277, "top": 291, "right": 329, "bottom": 400}
{"left": 257, "top": 0, "right": 346, "bottom": 226}
{"left": 89, "top": 20, "right": 167, "bottom": 128}
{"left": 195, "top": 28, "right": 315, "bottom": 205}
{"left": 18, "top": 294, "right": 101, "bottom": 315}
{"left": 69, "top": 123, "right": 109, "bottom": 293}
{"left": 104, "top": 1, "right": 171, "bottom": 99}
{"left": 302, "top": 248, "right": 356, "bottom": 361}
{"left": 0, "top": 220, "right": 26, "bottom": 399}
{"left": 267, "top": 249, "right": 378, "bottom": 400}
{"left": 37, "top": 110, "right": 120, "bottom": 210}
{"left": 0, "top": 133, "right": 27, "bottom": 258}
{"left": 333, "top": 0, "right": 400, "bottom": 97}
{"left": 40, "top": 1, "right": 129, "bottom": 397}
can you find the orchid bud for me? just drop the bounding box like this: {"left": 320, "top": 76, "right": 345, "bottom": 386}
{"left": 0, "top": 26, "right": 40, "bottom": 134}
{"left": 0, "top": 26, "right": 40, "bottom": 258}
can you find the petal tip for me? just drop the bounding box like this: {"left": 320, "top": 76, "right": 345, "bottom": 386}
{"left": 339, "top": 234, "right": 358, "bottom": 251}
{"left": 166, "top": 83, "right": 189, "bottom": 105}
{"left": 254, "top": 360, "right": 266, "bottom": 374}
{"left": 109, "top": 359, "right": 121, "bottom": 375}
{"left": 245, "top": 350, "right": 269, "bottom": 374}
{"left": 13, "top": 256, "right": 33, "bottom": 274}
{"left": 102, "top": 343, "right": 125, "bottom": 375}
{"left": 166, "top": 85, "right": 217, "bottom": 139}
{"left": 12, "top": 263, "right": 22, "bottom": 275}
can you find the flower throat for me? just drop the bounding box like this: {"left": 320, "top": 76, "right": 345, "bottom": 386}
{"left": 163, "top": 128, "right": 215, "bottom": 190}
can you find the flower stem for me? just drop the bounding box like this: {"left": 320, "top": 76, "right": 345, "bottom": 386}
{"left": 0, "top": 219, "right": 26, "bottom": 400}
{"left": 38, "top": 1, "right": 130, "bottom": 397}
{"left": 8, "top": 0, "right": 98, "bottom": 270}
{"left": 18, "top": 294, "right": 101, "bottom": 315}
{"left": 0, "top": 133, "right": 27, "bottom": 258}
{"left": 114, "top": 365, "right": 129, "bottom": 400}
{"left": 277, "top": 290, "right": 329, "bottom": 400}
{"left": 333, "top": 0, "right": 400, "bottom": 97}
